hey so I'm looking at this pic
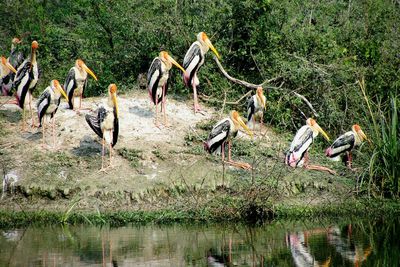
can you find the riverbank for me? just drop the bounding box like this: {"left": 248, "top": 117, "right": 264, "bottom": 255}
{"left": 1, "top": 89, "right": 397, "bottom": 227}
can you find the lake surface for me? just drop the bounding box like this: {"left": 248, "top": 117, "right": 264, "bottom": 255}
{"left": 0, "top": 218, "right": 399, "bottom": 266}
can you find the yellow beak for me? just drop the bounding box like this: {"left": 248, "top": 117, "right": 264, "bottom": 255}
{"left": 205, "top": 38, "right": 220, "bottom": 59}
{"left": 57, "top": 84, "right": 69, "bottom": 102}
{"left": 167, "top": 55, "right": 186, "bottom": 73}
{"left": 315, "top": 123, "right": 330, "bottom": 142}
{"left": 5, "top": 61, "right": 17, "bottom": 73}
{"left": 83, "top": 64, "right": 98, "bottom": 81}
{"left": 358, "top": 129, "right": 372, "bottom": 145}
{"left": 238, "top": 116, "right": 253, "bottom": 137}
{"left": 112, "top": 93, "right": 118, "bottom": 118}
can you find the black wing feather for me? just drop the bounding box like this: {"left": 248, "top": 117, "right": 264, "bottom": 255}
{"left": 13, "top": 61, "right": 32, "bottom": 108}
{"left": 112, "top": 107, "right": 119, "bottom": 147}
{"left": 147, "top": 58, "right": 162, "bottom": 104}
{"left": 37, "top": 89, "right": 51, "bottom": 126}
{"left": 183, "top": 44, "right": 203, "bottom": 87}
{"left": 206, "top": 120, "right": 231, "bottom": 153}
{"left": 85, "top": 107, "right": 106, "bottom": 139}
{"left": 247, "top": 96, "right": 255, "bottom": 122}
{"left": 65, "top": 68, "right": 76, "bottom": 109}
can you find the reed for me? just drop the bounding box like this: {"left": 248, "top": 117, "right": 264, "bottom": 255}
{"left": 359, "top": 78, "right": 399, "bottom": 197}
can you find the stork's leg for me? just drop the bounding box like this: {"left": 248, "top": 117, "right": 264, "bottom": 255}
{"left": 162, "top": 84, "right": 168, "bottom": 126}
{"left": 42, "top": 120, "right": 46, "bottom": 147}
{"left": 192, "top": 76, "right": 201, "bottom": 112}
{"left": 52, "top": 116, "right": 56, "bottom": 149}
{"left": 29, "top": 93, "right": 36, "bottom": 127}
{"left": 109, "top": 140, "right": 113, "bottom": 168}
{"left": 101, "top": 136, "right": 105, "bottom": 171}
{"left": 221, "top": 142, "right": 225, "bottom": 162}
{"left": 154, "top": 99, "right": 159, "bottom": 128}
{"left": 224, "top": 140, "right": 252, "bottom": 170}
{"left": 304, "top": 151, "right": 336, "bottom": 175}
{"left": 21, "top": 109, "right": 26, "bottom": 132}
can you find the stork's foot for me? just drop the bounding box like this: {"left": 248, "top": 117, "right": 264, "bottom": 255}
{"left": 305, "top": 165, "right": 336, "bottom": 175}
{"left": 224, "top": 160, "right": 252, "bottom": 170}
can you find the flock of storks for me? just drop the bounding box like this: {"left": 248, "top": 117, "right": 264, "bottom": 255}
{"left": 0, "top": 32, "right": 368, "bottom": 172}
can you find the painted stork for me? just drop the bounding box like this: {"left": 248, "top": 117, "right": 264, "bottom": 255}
{"left": 64, "top": 59, "right": 98, "bottom": 111}
{"left": 13, "top": 40, "right": 39, "bottom": 130}
{"left": 183, "top": 32, "right": 220, "bottom": 113}
{"left": 147, "top": 51, "right": 185, "bottom": 127}
{"left": 204, "top": 110, "right": 253, "bottom": 169}
{"left": 247, "top": 86, "right": 266, "bottom": 131}
{"left": 37, "top": 80, "right": 69, "bottom": 148}
{"left": 285, "top": 118, "right": 335, "bottom": 174}
{"left": 0, "top": 56, "right": 17, "bottom": 96}
{"left": 85, "top": 84, "right": 119, "bottom": 171}
{"left": 325, "top": 124, "right": 369, "bottom": 169}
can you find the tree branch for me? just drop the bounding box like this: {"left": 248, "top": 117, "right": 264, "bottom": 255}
{"left": 213, "top": 56, "right": 319, "bottom": 117}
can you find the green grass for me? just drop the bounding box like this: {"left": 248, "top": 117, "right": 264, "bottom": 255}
{"left": 359, "top": 79, "right": 400, "bottom": 197}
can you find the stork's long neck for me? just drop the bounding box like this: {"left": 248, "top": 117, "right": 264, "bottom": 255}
{"left": 107, "top": 94, "right": 115, "bottom": 109}
{"left": 353, "top": 129, "right": 362, "bottom": 145}
{"left": 198, "top": 40, "right": 209, "bottom": 54}
{"left": 30, "top": 48, "right": 37, "bottom": 64}
{"left": 162, "top": 57, "right": 172, "bottom": 71}
{"left": 11, "top": 43, "right": 16, "bottom": 53}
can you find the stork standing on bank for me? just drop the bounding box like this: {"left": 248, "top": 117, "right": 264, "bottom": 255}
{"left": 147, "top": 51, "right": 186, "bottom": 127}
{"left": 37, "top": 80, "right": 69, "bottom": 149}
{"left": 285, "top": 118, "right": 335, "bottom": 174}
{"left": 204, "top": 110, "right": 253, "bottom": 170}
{"left": 0, "top": 56, "right": 17, "bottom": 96}
{"left": 247, "top": 87, "right": 266, "bottom": 131}
{"left": 325, "top": 124, "right": 369, "bottom": 169}
{"left": 64, "top": 59, "right": 98, "bottom": 111}
{"left": 183, "top": 32, "right": 220, "bottom": 113}
{"left": 86, "top": 84, "right": 119, "bottom": 171}
{"left": 13, "top": 40, "right": 39, "bottom": 130}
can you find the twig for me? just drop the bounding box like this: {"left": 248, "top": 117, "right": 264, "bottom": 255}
{"left": 292, "top": 92, "right": 319, "bottom": 117}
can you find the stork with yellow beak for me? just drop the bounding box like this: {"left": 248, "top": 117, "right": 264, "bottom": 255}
{"left": 247, "top": 87, "right": 267, "bottom": 131}
{"left": 285, "top": 118, "right": 335, "bottom": 174}
{"left": 13, "top": 40, "right": 39, "bottom": 130}
{"left": 325, "top": 124, "right": 369, "bottom": 169}
{"left": 0, "top": 56, "right": 17, "bottom": 96}
{"left": 37, "top": 80, "right": 69, "bottom": 149}
{"left": 183, "top": 32, "right": 220, "bottom": 113}
{"left": 147, "top": 51, "right": 186, "bottom": 127}
{"left": 85, "top": 84, "right": 119, "bottom": 171}
{"left": 8, "top": 37, "right": 25, "bottom": 72}
{"left": 204, "top": 111, "right": 254, "bottom": 170}
{"left": 64, "top": 59, "right": 98, "bottom": 111}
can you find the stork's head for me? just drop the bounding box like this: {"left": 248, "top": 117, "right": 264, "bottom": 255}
{"left": 76, "top": 59, "right": 98, "bottom": 81}
{"left": 256, "top": 87, "right": 266, "bottom": 109}
{"left": 31, "top": 41, "right": 39, "bottom": 50}
{"left": 51, "top": 80, "right": 69, "bottom": 101}
{"left": 12, "top": 38, "right": 21, "bottom": 44}
{"left": 197, "top": 32, "right": 220, "bottom": 59}
{"left": 352, "top": 124, "right": 369, "bottom": 143}
{"left": 306, "top": 118, "right": 330, "bottom": 141}
{"left": 108, "top": 83, "right": 118, "bottom": 118}
{"left": 0, "top": 56, "right": 17, "bottom": 74}
{"left": 231, "top": 110, "right": 253, "bottom": 137}
{"left": 159, "top": 51, "right": 185, "bottom": 73}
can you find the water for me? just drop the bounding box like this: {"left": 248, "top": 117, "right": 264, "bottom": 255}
{"left": 0, "top": 218, "right": 399, "bottom": 266}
